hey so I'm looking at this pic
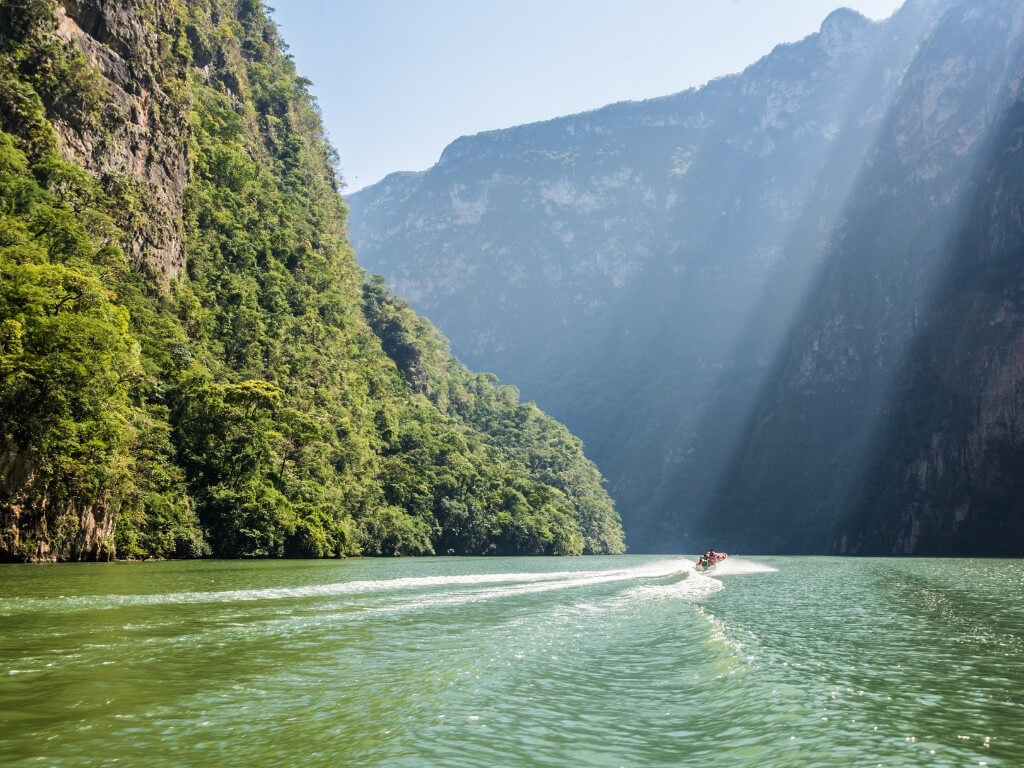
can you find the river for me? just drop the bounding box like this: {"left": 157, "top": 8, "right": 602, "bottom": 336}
{"left": 2, "top": 556, "right": 1022, "bottom": 766}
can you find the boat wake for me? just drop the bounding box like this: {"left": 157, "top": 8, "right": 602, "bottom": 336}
{"left": 0, "top": 557, "right": 777, "bottom": 618}
{"left": 707, "top": 557, "right": 777, "bottom": 576}
{"left": 0, "top": 559, "right": 697, "bottom": 615}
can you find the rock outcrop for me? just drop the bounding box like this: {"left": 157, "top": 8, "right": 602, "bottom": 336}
{"left": 696, "top": 0, "right": 1024, "bottom": 555}
{"left": 52, "top": 0, "right": 190, "bottom": 282}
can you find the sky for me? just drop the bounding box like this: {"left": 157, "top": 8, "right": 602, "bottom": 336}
{"left": 270, "top": 0, "right": 906, "bottom": 192}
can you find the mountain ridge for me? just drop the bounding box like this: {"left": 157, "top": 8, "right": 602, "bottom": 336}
{"left": 348, "top": 0, "right": 1024, "bottom": 555}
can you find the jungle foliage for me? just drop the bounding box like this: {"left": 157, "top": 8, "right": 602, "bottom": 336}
{"left": 0, "top": 0, "right": 623, "bottom": 560}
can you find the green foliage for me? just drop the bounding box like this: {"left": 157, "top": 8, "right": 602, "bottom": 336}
{"left": 363, "top": 277, "right": 624, "bottom": 554}
{"left": 0, "top": 129, "right": 206, "bottom": 559}
{"left": 0, "top": 0, "right": 624, "bottom": 561}
{"left": 357, "top": 504, "right": 435, "bottom": 557}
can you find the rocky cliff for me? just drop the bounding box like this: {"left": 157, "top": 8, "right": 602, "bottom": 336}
{"left": 2, "top": 0, "right": 190, "bottom": 281}
{"left": 835, "top": 20, "right": 1024, "bottom": 555}
{"left": 694, "top": 0, "right": 1024, "bottom": 554}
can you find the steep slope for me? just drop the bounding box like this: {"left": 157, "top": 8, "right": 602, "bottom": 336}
{"left": 676, "top": 0, "right": 1024, "bottom": 554}
{"left": 0, "top": 0, "right": 623, "bottom": 561}
{"left": 347, "top": 0, "right": 950, "bottom": 549}
{"left": 834, "top": 6, "right": 1024, "bottom": 555}
{"left": 838, "top": 99, "right": 1024, "bottom": 555}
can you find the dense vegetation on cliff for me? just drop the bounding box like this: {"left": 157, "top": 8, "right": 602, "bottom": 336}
{"left": 0, "top": 0, "right": 623, "bottom": 561}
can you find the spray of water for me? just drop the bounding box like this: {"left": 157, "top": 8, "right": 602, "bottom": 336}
{"left": 708, "top": 557, "right": 777, "bottom": 576}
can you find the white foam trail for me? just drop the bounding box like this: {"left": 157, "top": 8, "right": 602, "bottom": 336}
{"left": 114, "top": 563, "right": 719, "bottom": 650}
{"left": 367, "top": 560, "right": 692, "bottom": 614}
{"left": 620, "top": 571, "right": 723, "bottom": 603}
{"left": 0, "top": 559, "right": 691, "bottom": 615}
{"left": 707, "top": 557, "right": 777, "bottom": 576}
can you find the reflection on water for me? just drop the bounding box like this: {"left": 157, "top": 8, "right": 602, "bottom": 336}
{"left": 1, "top": 556, "right": 1021, "bottom": 767}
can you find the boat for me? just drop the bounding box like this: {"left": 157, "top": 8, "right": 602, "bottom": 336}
{"left": 694, "top": 551, "right": 728, "bottom": 572}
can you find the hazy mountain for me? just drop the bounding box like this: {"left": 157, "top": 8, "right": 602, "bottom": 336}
{"left": 662, "top": 0, "right": 1024, "bottom": 555}
{"left": 350, "top": 0, "right": 1024, "bottom": 553}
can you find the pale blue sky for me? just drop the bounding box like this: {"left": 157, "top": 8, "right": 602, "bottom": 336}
{"left": 270, "top": 1, "right": 905, "bottom": 192}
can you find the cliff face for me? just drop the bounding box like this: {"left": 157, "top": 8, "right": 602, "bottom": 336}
{"left": 837, "top": 87, "right": 1024, "bottom": 555}
{"left": 0, "top": 452, "right": 116, "bottom": 560}
{"left": 37, "top": 0, "right": 189, "bottom": 280}
{"left": 0, "top": 0, "right": 623, "bottom": 561}
{"left": 697, "top": 0, "right": 1024, "bottom": 555}
{"left": 718, "top": 0, "right": 1024, "bottom": 557}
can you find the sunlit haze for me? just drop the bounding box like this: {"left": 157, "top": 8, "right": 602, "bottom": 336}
{"left": 271, "top": 0, "right": 905, "bottom": 191}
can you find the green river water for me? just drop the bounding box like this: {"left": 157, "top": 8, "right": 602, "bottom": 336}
{"left": 1, "top": 556, "right": 1022, "bottom": 767}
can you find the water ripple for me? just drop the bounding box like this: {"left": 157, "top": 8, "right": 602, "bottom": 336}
{"left": 2, "top": 556, "right": 1021, "bottom": 767}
